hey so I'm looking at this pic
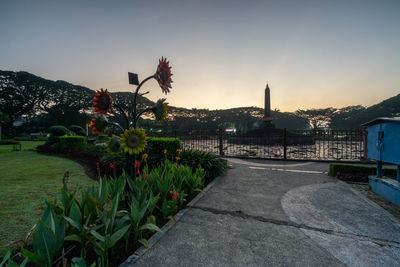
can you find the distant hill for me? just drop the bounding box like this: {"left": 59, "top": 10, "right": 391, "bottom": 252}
{"left": 0, "top": 70, "right": 398, "bottom": 132}
{"left": 330, "top": 94, "right": 400, "bottom": 129}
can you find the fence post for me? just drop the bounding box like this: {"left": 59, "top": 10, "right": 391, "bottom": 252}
{"left": 283, "top": 128, "right": 287, "bottom": 160}
{"left": 218, "top": 128, "right": 224, "bottom": 156}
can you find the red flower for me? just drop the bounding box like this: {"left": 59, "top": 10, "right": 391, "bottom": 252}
{"left": 176, "top": 163, "right": 179, "bottom": 167}
{"left": 134, "top": 160, "right": 141, "bottom": 168}
{"left": 109, "top": 161, "right": 116, "bottom": 169}
{"left": 140, "top": 188, "right": 143, "bottom": 193}
{"left": 144, "top": 174, "right": 148, "bottom": 179}
{"left": 169, "top": 190, "right": 173, "bottom": 195}
{"left": 173, "top": 194, "right": 177, "bottom": 200}
{"left": 136, "top": 169, "right": 140, "bottom": 175}
{"left": 176, "top": 193, "right": 180, "bottom": 197}
{"left": 156, "top": 57, "right": 173, "bottom": 95}
{"left": 92, "top": 89, "right": 112, "bottom": 114}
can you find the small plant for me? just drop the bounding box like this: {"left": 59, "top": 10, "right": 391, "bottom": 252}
{"left": 88, "top": 194, "right": 129, "bottom": 267}
{"left": 119, "top": 191, "right": 161, "bottom": 248}
{"left": 22, "top": 202, "right": 66, "bottom": 267}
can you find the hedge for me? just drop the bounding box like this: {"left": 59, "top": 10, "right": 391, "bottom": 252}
{"left": 329, "top": 163, "right": 396, "bottom": 178}
{"left": 69, "top": 125, "right": 86, "bottom": 136}
{"left": 143, "top": 137, "right": 182, "bottom": 167}
{"left": 59, "top": 136, "right": 86, "bottom": 149}
{"left": 48, "top": 125, "right": 69, "bottom": 136}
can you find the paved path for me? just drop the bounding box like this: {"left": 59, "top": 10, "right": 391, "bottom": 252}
{"left": 126, "top": 159, "right": 400, "bottom": 267}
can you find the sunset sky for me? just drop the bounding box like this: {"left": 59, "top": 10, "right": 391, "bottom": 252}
{"left": 1, "top": 0, "right": 399, "bottom": 112}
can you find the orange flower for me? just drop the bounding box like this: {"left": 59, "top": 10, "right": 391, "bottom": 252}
{"left": 176, "top": 149, "right": 182, "bottom": 155}
{"left": 142, "top": 153, "right": 148, "bottom": 161}
{"left": 169, "top": 190, "right": 173, "bottom": 195}
{"left": 163, "top": 149, "right": 167, "bottom": 155}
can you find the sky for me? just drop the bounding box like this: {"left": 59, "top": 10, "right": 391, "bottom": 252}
{"left": 0, "top": 0, "right": 399, "bottom": 112}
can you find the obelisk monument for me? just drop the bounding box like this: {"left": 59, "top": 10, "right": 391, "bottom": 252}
{"left": 262, "top": 83, "right": 273, "bottom": 128}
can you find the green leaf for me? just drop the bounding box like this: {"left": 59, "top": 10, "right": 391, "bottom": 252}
{"left": 138, "top": 238, "right": 149, "bottom": 248}
{"left": 21, "top": 248, "right": 45, "bottom": 266}
{"left": 0, "top": 250, "right": 11, "bottom": 267}
{"left": 19, "top": 257, "right": 29, "bottom": 267}
{"left": 71, "top": 257, "right": 87, "bottom": 267}
{"left": 140, "top": 223, "right": 162, "bottom": 233}
{"left": 69, "top": 201, "right": 82, "bottom": 226}
{"left": 109, "top": 225, "right": 130, "bottom": 247}
{"left": 65, "top": 234, "right": 82, "bottom": 243}
{"left": 90, "top": 230, "right": 105, "bottom": 242}
{"left": 64, "top": 216, "right": 82, "bottom": 232}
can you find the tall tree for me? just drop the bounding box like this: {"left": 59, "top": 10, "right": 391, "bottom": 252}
{"left": 295, "top": 108, "right": 337, "bottom": 129}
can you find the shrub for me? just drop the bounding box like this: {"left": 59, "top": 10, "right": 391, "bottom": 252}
{"left": 48, "top": 125, "right": 69, "bottom": 136}
{"left": 144, "top": 137, "right": 181, "bottom": 167}
{"left": 0, "top": 139, "right": 20, "bottom": 145}
{"left": 69, "top": 125, "right": 86, "bottom": 136}
{"left": 59, "top": 136, "right": 86, "bottom": 149}
{"left": 180, "top": 150, "right": 227, "bottom": 182}
{"left": 329, "top": 163, "right": 396, "bottom": 180}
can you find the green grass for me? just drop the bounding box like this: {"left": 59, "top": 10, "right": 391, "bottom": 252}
{"left": 0, "top": 141, "right": 96, "bottom": 250}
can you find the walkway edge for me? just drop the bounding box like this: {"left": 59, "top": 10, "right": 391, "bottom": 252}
{"left": 119, "top": 174, "right": 224, "bottom": 267}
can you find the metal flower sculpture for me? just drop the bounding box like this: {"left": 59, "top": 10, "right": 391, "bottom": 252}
{"left": 90, "top": 57, "right": 173, "bottom": 178}
{"left": 156, "top": 57, "right": 173, "bottom": 95}
{"left": 92, "top": 89, "right": 112, "bottom": 114}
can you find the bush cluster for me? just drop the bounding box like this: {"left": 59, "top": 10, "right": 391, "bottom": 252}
{"left": 179, "top": 150, "right": 227, "bottom": 183}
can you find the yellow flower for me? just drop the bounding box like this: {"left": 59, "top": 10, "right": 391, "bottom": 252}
{"left": 142, "top": 153, "right": 148, "bottom": 161}
{"left": 176, "top": 156, "right": 180, "bottom": 161}
{"left": 120, "top": 128, "right": 147, "bottom": 155}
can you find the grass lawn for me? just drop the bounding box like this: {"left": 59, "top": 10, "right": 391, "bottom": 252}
{"left": 0, "top": 141, "right": 96, "bottom": 250}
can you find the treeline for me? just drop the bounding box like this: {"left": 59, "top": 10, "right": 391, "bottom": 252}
{"left": 1, "top": 70, "right": 399, "bottom": 136}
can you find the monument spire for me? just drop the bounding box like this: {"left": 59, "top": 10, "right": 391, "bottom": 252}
{"left": 263, "top": 83, "right": 272, "bottom": 124}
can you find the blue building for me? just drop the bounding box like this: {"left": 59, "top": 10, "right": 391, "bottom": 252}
{"left": 363, "top": 117, "right": 400, "bottom": 206}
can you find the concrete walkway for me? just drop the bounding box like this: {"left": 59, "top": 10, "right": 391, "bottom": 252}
{"left": 126, "top": 159, "right": 400, "bottom": 267}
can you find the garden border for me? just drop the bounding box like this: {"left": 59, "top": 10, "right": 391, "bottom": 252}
{"left": 119, "top": 174, "right": 223, "bottom": 266}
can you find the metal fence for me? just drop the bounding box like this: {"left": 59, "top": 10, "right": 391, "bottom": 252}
{"left": 148, "top": 129, "right": 367, "bottom": 161}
